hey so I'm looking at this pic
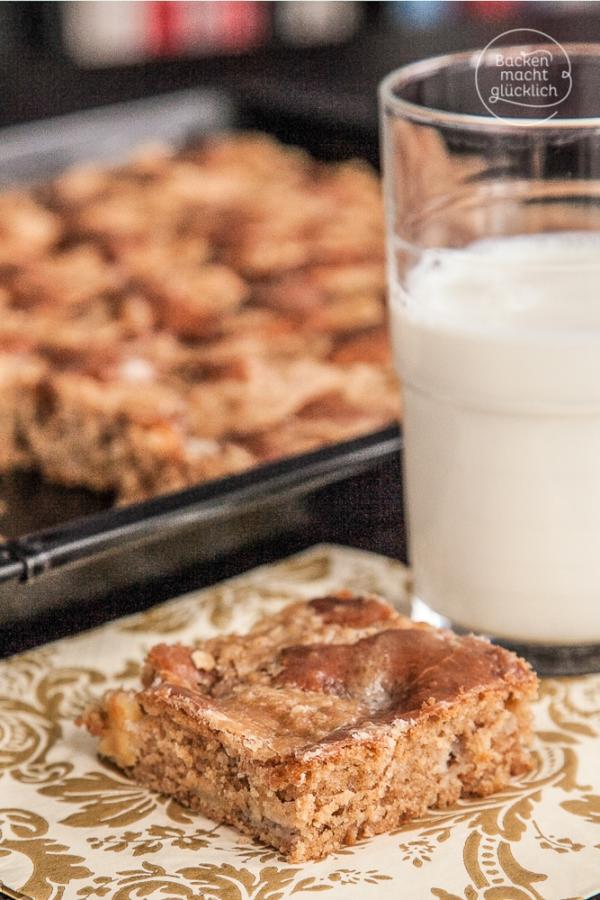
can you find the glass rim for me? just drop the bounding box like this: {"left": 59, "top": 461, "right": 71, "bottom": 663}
{"left": 379, "top": 42, "right": 600, "bottom": 132}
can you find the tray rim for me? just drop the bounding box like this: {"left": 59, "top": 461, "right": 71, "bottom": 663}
{"left": 0, "top": 425, "right": 402, "bottom": 587}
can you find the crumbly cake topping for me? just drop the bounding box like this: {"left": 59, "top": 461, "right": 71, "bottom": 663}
{"left": 138, "top": 593, "right": 534, "bottom": 759}
{"left": 0, "top": 134, "right": 398, "bottom": 502}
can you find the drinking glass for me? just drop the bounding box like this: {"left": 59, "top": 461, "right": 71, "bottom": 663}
{"left": 380, "top": 44, "right": 600, "bottom": 674}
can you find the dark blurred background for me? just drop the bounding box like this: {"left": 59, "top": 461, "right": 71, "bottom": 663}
{"left": 1, "top": 1, "right": 599, "bottom": 167}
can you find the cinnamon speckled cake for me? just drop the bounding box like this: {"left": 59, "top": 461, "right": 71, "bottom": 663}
{"left": 79, "top": 591, "right": 538, "bottom": 862}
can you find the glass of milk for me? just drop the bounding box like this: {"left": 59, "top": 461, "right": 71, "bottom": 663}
{"left": 380, "top": 44, "right": 600, "bottom": 674}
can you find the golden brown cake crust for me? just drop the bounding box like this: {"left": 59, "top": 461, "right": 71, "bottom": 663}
{"left": 0, "top": 134, "right": 398, "bottom": 502}
{"left": 80, "top": 593, "right": 538, "bottom": 861}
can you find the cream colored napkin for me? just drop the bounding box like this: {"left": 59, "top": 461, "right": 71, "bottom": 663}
{"left": 0, "top": 544, "right": 598, "bottom": 899}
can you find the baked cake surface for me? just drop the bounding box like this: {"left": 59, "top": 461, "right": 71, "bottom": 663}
{"left": 0, "top": 134, "right": 397, "bottom": 503}
{"left": 80, "top": 592, "right": 538, "bottom": 861}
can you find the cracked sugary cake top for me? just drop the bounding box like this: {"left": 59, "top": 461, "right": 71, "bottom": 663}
{"left": 135, "top": 592, "right": 536, "bottom": 762}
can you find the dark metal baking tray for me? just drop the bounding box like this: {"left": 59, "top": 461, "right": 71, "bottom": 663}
{"left": 0, "top": 87, "right": 234, "bottom": 186}
{"left": 0, "top": 92, "right": 403, "bottom": 629}
{"left": 0, "top": 425, "right": 403, "bottom": 626}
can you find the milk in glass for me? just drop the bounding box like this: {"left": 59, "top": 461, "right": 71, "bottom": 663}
{"left": 391, "top": 233, "right": 600, "bottom": 643}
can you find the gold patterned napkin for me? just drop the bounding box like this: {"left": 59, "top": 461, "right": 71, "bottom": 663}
{"left": 1, "top": 544, "right": 599, "bottom": 900}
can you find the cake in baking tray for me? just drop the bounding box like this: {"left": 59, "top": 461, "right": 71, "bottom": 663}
{"left": 0, "top": 134, "right": 398, "bottom": 503}
{"left": 80, "top": 591, "right": 538, "bottom": 861}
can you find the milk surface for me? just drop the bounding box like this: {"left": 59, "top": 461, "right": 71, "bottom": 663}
{"left": 391, "top": 232, "right": 600, "bottom": 643}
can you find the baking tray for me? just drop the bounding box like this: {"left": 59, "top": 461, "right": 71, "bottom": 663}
{"left": 0, "top": 425, "right": 403, "bottom": 628}
{"left": 0, "top": 92, "right": 403, "bottom": 629}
